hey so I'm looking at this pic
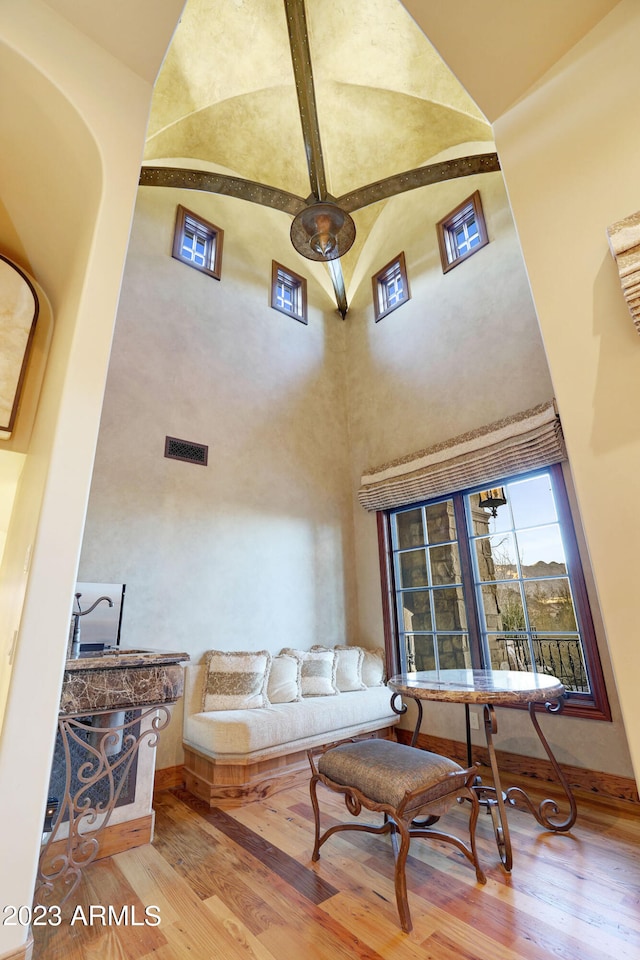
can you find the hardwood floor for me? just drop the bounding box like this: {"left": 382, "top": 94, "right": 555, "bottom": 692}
{"left": 33, "top": 775, "right": 640, "bottom": 960}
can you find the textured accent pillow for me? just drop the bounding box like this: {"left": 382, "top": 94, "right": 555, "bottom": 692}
{"left": 267, "top": 653, "right": 302, "bottom": 703}
{"left": 361, "top": 648, "right": 386, "bottom": 687}
{"left": 280, "top": 648, "right": 338, "bottom": 696}
{"left": 201, "top": 650, "right": 271, "bottom": 711}
{"left": 313, "top": 645, "right": 366, "bottom": 691}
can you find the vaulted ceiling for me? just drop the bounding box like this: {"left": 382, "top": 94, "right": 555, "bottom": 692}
{"left": 43, "top": 0, "right": 619, "bottom": 314}
{"left": 140, "top": 0, "right": 498, "bottom": 311}
{"left": 144, "top": 0, "right": 492, "bottom": 197}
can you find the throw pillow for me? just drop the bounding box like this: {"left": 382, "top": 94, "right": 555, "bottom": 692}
{"left": 280, "top": 648, "right": 338, "bottom": 696}
{"left": 361, "top": 647, "right": 386, "bottom": 686}
{"left": 267, "top": 653, "right": 302, "bottom": 703}
{"left": 313, "top": 644, "right": 366, "bottom": 691}
{"left": 201, "top": 650, "right": 271, "bottom": 711}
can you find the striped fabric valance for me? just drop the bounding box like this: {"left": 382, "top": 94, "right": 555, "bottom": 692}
{"left": 358, "top": 400, "right": 567, "bottom": 512}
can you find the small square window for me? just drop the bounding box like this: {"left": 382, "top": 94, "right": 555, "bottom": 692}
{"left": 372, "top": 252, "right": 410, "bottom": 321}
{"left": 436, "top": 190, "right": 489, "bottom": 273}
{"left": 271, "top": 261, "right": 307, "bottom": 324}
{"left": 172, "top": 204, "right": 223, "bottom": 279}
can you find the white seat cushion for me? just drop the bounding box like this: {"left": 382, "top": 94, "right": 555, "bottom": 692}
{"left": 183, "top": 665, "right": 397, "bottom": 761}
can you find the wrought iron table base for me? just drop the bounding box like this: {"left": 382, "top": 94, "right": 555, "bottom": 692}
{"left": 391, "top": 693, "right": 577, "bottom": 872}
{"left": 35, "top": 704, "right": 170, "bottom": 906}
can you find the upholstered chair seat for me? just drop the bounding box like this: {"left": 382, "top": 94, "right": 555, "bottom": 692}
{"left": 309, "top": 738, "right": 486, "bottom": 933}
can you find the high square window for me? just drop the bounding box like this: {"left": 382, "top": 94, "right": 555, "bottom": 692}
{"left": 172, "top": 205, "right": 224, "bottom": 280}
{"left": 436, "top": 190, "right": 489, "bottom": 273}
{"left": 271, "top": 262, "right": 307, "bottom": 324}
{"left": 372, "top": 252, "right": 410, "bottom": 322}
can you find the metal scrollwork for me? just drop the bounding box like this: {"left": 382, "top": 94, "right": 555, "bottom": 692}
{"left": 390, "top": 692, "right": 407, "bottom": 717}
{"left": 504, "top": 701, "right": 577, "bottom": 832}
{"left": 544, "top": 694, "right": 567, "bottom": 714}
{"left": 389, "top": 692, "right": 423, "bottom": 747}
{"left": 35, "top": 705, "right": 170, "bottom": 906}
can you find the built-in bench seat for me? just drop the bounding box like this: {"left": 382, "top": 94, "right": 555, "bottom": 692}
{"left": 182, "top": 658, "right": 399, "bottom": 807}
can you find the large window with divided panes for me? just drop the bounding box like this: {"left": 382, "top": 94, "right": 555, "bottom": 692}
{"left": 381, "top": 464, "right": 610, "bottom": 720}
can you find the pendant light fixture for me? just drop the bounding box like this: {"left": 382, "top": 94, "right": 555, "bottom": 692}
{"left": 290, "top": 202, "right": 356, "bottom": 261}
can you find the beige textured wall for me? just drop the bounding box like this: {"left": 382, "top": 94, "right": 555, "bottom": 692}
{"left": 79, "top": 187, "right": 356, "bottom": 768}
{"left": 345, "top": 169, "right": 634, "bottom": 779}
{"left": 81, "top": 149, "right": 636, "bottom": 781}
{"left": 346, "top": 170, "right": 554, "bottom": 645}
{"left": 492, "top": 0, "right": 640, "bottom": 788}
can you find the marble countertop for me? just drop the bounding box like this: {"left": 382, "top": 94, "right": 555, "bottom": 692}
{"left": 65, "top": 648, "right": 190, "bottom": 671}
{"left": 60, "top": 649, "right": 191, "bottom": 716}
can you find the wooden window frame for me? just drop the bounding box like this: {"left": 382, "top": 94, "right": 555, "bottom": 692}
{"left": 271, "top": 261, "right": 308, "bottom": 324}
{"left": 377, "top": 464, "right": 612, "bottom": 721}
{"left": 172, "top": 204, "right": 224, "bottom": 280}
{"left": 372, "top": 252, "right": 410, "bottom": 322}
{"left": 436, "top": 190, "right": 489, "bottom": 274}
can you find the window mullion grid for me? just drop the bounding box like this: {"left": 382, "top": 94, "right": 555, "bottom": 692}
{"left": 454, "top": 494, "right": 483, "bottom": 669}
{"left": 501, "top": 496, "right": 539, "bottom": 674}
{"left": 381, "top": 469, "right": 611, "bottom": 718}
{"left": 422, "top": 521, "right": 439, "bottom": 670}
{"left": 391, "top": 548, "right": 408, "bottom": 669}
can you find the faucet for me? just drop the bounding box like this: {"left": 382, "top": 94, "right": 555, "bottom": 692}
{"left": 68, "top": 592, "right": 114, "bottom": 659}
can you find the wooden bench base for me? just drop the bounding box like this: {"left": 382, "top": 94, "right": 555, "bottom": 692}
{"left": 183, "top": 725, "right": 398, "bottom": 808}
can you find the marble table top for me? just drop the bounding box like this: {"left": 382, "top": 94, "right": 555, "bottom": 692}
{"left": 388, "top": 669, "right": 565, "bottom": 704}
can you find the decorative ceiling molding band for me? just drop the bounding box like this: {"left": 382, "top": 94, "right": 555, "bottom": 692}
{"left": 607, "top": 209, "right": 640, "bottom": 335}
{"left": 140, "top": 155, "right": 500, "bottom": 221}
{"left": 337, "top": 153, "right": 501, "bottom": 213}
{"left": 358, "top": 400, "right": 566, "bottom": 512}
{"left": 283, "top": 0, "right": 328, "bottom": 202}
{"left": 139, "top": 167, "right": 307, "bottom": 217}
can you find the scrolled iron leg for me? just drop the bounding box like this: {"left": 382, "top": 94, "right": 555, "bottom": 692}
{"left": 390, "top": 691, "right": 422, "bottom": 747}
{"left": 35, "top": 706, "right": 170, "bottom": 906}
{"left": 504, "top": 700, "right": 577, "bottom": 832}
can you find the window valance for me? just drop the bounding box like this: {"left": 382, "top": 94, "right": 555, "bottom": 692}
{"left": 358, "top": 400, "right": 566, "bottom": 512}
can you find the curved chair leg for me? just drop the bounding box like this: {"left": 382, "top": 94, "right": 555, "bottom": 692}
{"left": 309, "top": 773, "right": 322, "bottom": 862}
{"left": 392, "top": 819, "right": 413, "bottom": 934}
{"left": 467, "top": 787, "right": 486, "bottom": 884}
{"left": 308, "top": 748, "right": 486, "bottom": 935}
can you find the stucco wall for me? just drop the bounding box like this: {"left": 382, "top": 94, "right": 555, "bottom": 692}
{"left": 78, "top": 187, "right": 356, "bottom": 768}
{"left": 492, "top": 0, "right": 640, "bottom": 788}
{"left": 346, "top": 170, "right": 554, "bottom": 648}
{"left": 344, "top": 169, "right": 634, "bottom": 779}
{"left": 79, "top": 159, "right": 634, "bottom": 783}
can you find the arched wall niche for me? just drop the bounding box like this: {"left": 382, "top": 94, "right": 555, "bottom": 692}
{"left": 0, "top": 37, "right": 104, "bottom": 727}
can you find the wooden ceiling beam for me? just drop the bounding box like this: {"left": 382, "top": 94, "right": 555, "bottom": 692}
{"left": 283, "top": 0, "right": 329, "bottom": 203}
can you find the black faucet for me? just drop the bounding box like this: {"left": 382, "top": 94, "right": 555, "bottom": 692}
{"left": 68, "top": 592, "right": 114, "bottom": 658}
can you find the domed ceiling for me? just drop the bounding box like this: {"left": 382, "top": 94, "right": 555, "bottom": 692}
{"left": 141, "top": 0, "right": 499, "bottom": 313}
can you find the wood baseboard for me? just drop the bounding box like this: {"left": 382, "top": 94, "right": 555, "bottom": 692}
{"left": 181, "top": 726, "right": 398, "bottom": 808}
{"left": 0, "top": 933, "right": 33, "bottom": 960}
{"left": 154, "top": 764, "right": 185, "bottom": 794}
{"left": 396, "top": 729, "right": 640, "bottom": 805}
{"left": 41, "top": 813, "right": 154, "bottom": 870}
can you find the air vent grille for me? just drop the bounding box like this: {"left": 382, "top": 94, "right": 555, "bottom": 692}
{"left": 164, "top": 436, "right": 208, "bottom": 466}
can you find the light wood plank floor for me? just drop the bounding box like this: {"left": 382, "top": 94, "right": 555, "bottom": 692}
{"left": 33, "top": 776, "right": 640, "bottom": 960}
